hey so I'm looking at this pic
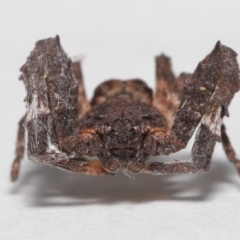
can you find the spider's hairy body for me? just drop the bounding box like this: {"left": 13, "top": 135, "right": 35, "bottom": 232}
{"left": 11, "top": 36, "right": 240, "bottom": 181}
{"left": 78, "top": 99, "right": 167, "bottom": 159}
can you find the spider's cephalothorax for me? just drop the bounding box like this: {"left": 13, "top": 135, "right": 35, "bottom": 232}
{"left": 76, "top": 98, "right": 168, "bottom": 173}
{"left": 11, "top": 36, "right": 240, "bottom": 181}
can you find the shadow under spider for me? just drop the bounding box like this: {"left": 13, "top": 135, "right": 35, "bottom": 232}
{"left": 9, "top": 153, "right": 240, "bottom": 207}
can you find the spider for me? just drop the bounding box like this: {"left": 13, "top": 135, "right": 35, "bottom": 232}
{"left": 10, "top": 35, "right": 240, "bottom": 181}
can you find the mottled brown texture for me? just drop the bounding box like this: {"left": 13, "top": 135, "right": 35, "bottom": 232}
{"left": 155, "top": 54, "right": 175, "bottom": 98}
{"left": 72, "top": 60, "right": 90, "bottom": 118}
{"left": 171, "top": 42, "right": 240, "bottom": 147}
{"left": 10, "top": 36, "right": 240, "bottom": 182}
{"left": 77, "top": 99, "right": 167, "bottom": 174}
{"left": 10, "top": 114, "right": 26, "bottom": 181}
{"left": 153, "top": 54, "right": 189, "bottom": 128}
{"left": 221, "top": 125, "right": 240, "bottom": 174}
{"left": 91, "top": 79, "right": 153, "bottom": 106}
{"left": 20, "top": 36, "right": 79, "bottom": 147}
{"left": 175, "top": 73, "right": 192, "bottom": 99}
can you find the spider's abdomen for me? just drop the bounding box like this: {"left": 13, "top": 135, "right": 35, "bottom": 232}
{"left": 91, "top": 79, "right": 153, "bottom": 106}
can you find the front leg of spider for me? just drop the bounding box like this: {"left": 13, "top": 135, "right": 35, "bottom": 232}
{"left": 13, "top": 36, "right": 111, "bottom": 179}
{"left": 143, "top": 42, "right": 240, "bottom": 174}
{"left": 20, "top": 37, "right": 74, "bottom": 166}
{"left": 10, "top": 114, "right": 26, "bottom": 181}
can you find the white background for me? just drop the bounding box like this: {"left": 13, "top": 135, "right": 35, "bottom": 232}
{"left": 1, "top": 1, "right": 240, "bottom": 239}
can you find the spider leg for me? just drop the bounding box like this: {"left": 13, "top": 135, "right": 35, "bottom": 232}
{"left": 11, "top": 114, "right": 26, "bottom": 181}
{"left": 143, "top": 42, "right": 240, "bottom": 175}
{"left": 221, "top": 124, "right": 240, "bottom": 174}
{"left": 11, "top": 36, "right": 112, "bottom": 179}
{"left": 154, "top": 54, "right": 175, "bottom": 100}
{"left": 21, "top": 36, "right": 81, "bottom": 147}
{"left": 143, "top": 124, "right": 216, "bottom": 174}
{"left": 25, "top": 106, "right": 110, "bottom": 176}
{"left": 175, "top": 73, "right": 192, "bottom": 101}
{"left": 171, "top": 42, "right": 240, "bottom": 149}
{"left": 153, "top": 54, "right": 191, "bottom": 127}
{"left": 24, "top": 102, "right": 109, "bottom": 176}
{"left": 34, "top": 156, "right": 110, "bottom": 176}
{"left": 71, "top": 60, "right": 90, "bottom": 119}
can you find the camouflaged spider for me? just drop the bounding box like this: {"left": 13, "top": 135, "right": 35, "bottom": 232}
{"left": 11, "top": 35, "right": 240, "bottom": 181}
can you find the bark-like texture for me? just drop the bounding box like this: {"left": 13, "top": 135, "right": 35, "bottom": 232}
{"left": 11, "top": 37, "right": 240, "bottom": 181}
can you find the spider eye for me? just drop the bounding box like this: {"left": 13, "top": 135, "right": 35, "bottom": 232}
{"left": 111, "top": 128, "right": 116, "bottom": 133}
{"left": 142, "top": 115, "right": 151, "bottom": 120}
{"left": 129, "top": 128, "right": 135, "bottom": 133}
